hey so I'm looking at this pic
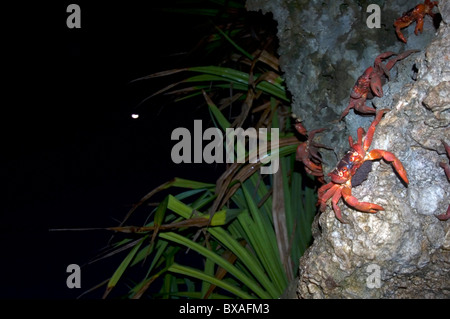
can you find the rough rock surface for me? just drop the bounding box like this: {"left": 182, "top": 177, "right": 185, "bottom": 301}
{"left": 247, "top": 0, "right": 449, "bottom": 298}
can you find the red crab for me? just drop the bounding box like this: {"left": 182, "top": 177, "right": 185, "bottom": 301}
{"left": 436, "top": 141, "right": 450, "bottom": 221}
{"left": 339, "top": 50, "right": 418, "bottom": 120}
{"left": 295, "top": 121, "right": 331, "bottom": 182}
{"left": 318, "top": 109, "right": 409, "bottom": 223}
{"left": 394, "top": 0, "right": 439, "bottom": 43}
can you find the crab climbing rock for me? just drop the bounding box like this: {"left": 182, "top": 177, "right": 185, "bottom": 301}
{"left": 318, "top": 109, "right": 409, "bottom": 223}
{"left": 339, "top": 50, "right": 419, "bottom": 120}
{"left": 294, "top": 121, "right": 331, "bottom": 182}
{"left": 436, "top": 141, "right": 450, "bottom": 221}
{"left": 394, "top": 0, "right": 439, "bottom": 43}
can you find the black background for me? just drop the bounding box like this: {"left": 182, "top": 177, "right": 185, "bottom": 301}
{"left": 1, "top": 1, "right": 225, "bottom": 298}
{"left": 2, "top": 0, "right": 449, "bottom": 308}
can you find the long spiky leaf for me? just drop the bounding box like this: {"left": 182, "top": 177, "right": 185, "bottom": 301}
{"left": 168, "top": 263, "right": 253, "bottom": 299}
{"left": 159, "top": 232, "right": 271, "bottom": 298}
{"left": 214, "top": 25, "right": 254, "bottom": 60}
{"left": 103, "top": 237, "right": 145, "bottom": 298}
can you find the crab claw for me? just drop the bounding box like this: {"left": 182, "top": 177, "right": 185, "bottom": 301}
{"left": 366, "top": 149, "right": 409, "bottom": 185}
{"left": 294, "top": 121, "right": 308, "bottom": 136}
{"left": 369, "top": 52, "right": 396, "bottom": 97}
{"left": 436, "top": 205, "right": 450, "bottom": 221}
{"left": 342, "top": 187, "right": 385, "bottom": 214}
{"left": 369, "top": 76, "right": 384, "bottom": 98}
{"left": 394, "top": 21, "right": 410, "bottom": 43}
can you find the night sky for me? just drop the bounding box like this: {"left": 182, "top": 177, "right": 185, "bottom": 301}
{"left": 1, "top": 2, "right": 228, "bottom": 298}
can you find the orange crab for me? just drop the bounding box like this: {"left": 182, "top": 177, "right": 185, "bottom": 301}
{"left": 318, "top": 109, "right": 409, "bottom": 223}
{"left": 294, "top": 121, "right": 331, "bottom": 182}
{"left": 436, "top": 141, "right": 450, "bottom": 221}
{"left": 339, "top": 50, "right": 418, "bottom": 120}
{"left": 394, "top": 0, "right": 438, "bottom": 43}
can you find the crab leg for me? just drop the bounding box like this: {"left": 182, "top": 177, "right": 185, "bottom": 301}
{"left": 308, "top": 128, "right": 327, "bottom": 137}
{"left": 331, "top": 187, "right": 346, "bottom": 223}
{"left": 366, "top": 149, "right": 409, "bottom": 184}
{"left": 318, "top": 182, "right": 334, "bottom": 197}
{"left": 307, "top": 128, "right": 330, "bottom": 162}
{"left": 415, "top": 16, "right": 425, "bottom": 35}
{"left": 354, "top": 100, "right": 376, "bottom": 116}
{"left": 295, "top": 143, "right": 308, "bottom": 161}
{"left": 384, "top": 50, "right": 420, "bottom": 72}
{"left": 309, "top": 148, "right": 324, "bottom": 163}
{"left": 374, "top": 51, "right": 396, "bottom": 65}
{"left": 294, "top": 122, "right": 308, "bottom": 135}
{"left": 436, "top": 205, "right": 450, "bottom": 221}
{"left": 341, "top": 185, "right": 385, "bottom": 213}
{"left": 363, "top": 109, "right": 390, "bottom": 151}
{"left": 439, "top": 162, "right": 450, "bottom": 180}
{"left": 305, "top": 167, "right": 324, "bottom": 176}
{"left": 318, "top": 183, "right": 340, "bottom": 212}
{"left": 373, "top": 51, "right": 396, "bottom": 83}
{"left": 296, "top": 143, "right": 323, "bottom": 173}
{"left": 349, "top": 127, "right": 365, "bottom": 146}
{"left": 443, "top": 141, "right": 450, "bottom": 156}
{"left": 437, "top": 140, "right": 450, "bottom": 221}
{"left": 339, "top": 99, "right": 356, "bottom": 120}
{"left": 441, "top": 141, "right": 450, "bottom": 180}
{"left": 339, "top": 96, "right": 376, "bottom": 121}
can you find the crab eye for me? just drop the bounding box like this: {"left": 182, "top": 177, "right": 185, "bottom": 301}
{"left": 342, "top": 167, "right": 347, "bottom": 172}
{"left": 338, "top": 171, "right": 343, "bottom": 177}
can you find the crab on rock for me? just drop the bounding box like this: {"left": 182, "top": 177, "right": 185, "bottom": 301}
{"left": 436, "top": 141, "right": 450, "bottom": 221}
{"left": 295, "top": 121, "right": 331, "bottom": 182}
{"left": 318, "top": 109, "right": 409, "bottom": 223}
{"left": 394, "top": 0, "right": 438, "bottom": 43}
{"left": 339, "top": 50, "right": 418, "bottom": 120}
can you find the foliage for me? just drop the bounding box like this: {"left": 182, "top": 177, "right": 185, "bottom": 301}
{"left": 88, "top": 0, "right": 319, "bottom": 299}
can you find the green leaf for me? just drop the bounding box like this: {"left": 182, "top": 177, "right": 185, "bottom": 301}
{"left": 190, "top": 66, "right": 288, "bottom": 101}
{"left": 207, "top": 226, "right": 279, "bottom": 297}
{"left": 104, "top": 237, "right": 145, "bottom": 298}
{"left": 202, "top": 90, "right": 231, "bottom": 130}
{"left": 167, "top": 194, "right": 243, "bottom": 227}
{"left": 159, "top": 232, "right": 271, "bottom": 298}
{"left": 154, "top": 196, "right": 169, "bottom": 230}
{"left": 185, "top": 74, "right": 233, "bottom": 83}
{"left": 201, "top": 255, "right": 215, "bottom": 298}
{"left": 240, "top": 184, "right": 287, "bottom": 295}
{"left": 174, "top": 188, "right": 213, "bottom": 203}
{"left": 214, "top": 25, "right": 254, "bottom": 60}
{"left": 168, "top": 177, "right": 215, "bottom": 190}
{"left": 190, "top": 66, "right": 249, "bottom": 85}
{"left": 168, "top": 263, "right": 254, "bottom": 299}
{"left": 189, "top": 189, "right": 216, "bottom": 211}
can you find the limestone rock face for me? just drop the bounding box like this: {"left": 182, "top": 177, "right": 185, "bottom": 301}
{"left": 247, "top": 0, "right": 449, "bottom": 298}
